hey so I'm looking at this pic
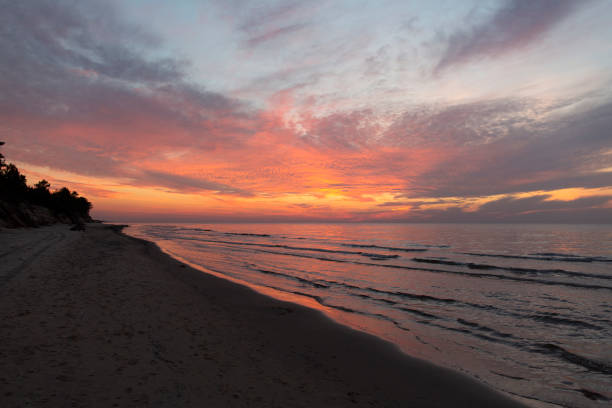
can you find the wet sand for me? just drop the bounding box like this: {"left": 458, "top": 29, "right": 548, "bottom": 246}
{"left": 0, "top": 223, "right": 526, "bottom": 407}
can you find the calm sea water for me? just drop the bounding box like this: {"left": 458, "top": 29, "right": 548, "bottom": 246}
{"left": 125, "top": 223, "right": 612, "bottom": 408}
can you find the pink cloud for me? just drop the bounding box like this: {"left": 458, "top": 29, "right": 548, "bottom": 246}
{"left": 2, "top": 0, "right": 611, "bottom": 223}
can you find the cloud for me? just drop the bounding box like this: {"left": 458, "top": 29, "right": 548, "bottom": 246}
{"left": 2, "top": 0, "right": 610, "bottom": 222}
{"left": 434, "top": 0, "right": 588, "bottom": 73}
{"left": 300, "top": 109, "right": 381, "bottom": 150}
{"left": 384, "top": 98, "right": 532, "bottom": 147}
{"left": 246, "top": 23, "right": 309, "bottom": 47}
{"left": 377, "top": 199, "right": 463, "bottom": 208}
{"left": 139, "top": 170, "right": 253, "bottom": 197}
{"left": 231, "top": 0, "right": 315, "bottom": 48}
{"left": 402, "top": 194, "right": 612, "bottom": 223}
{"left": 11, "top": 144, "right": 127, "bottom": 179}
{"left": 0, "top": 0, "right": 254, "bottom": 122}
{"left": 289, "top": 92, "right": 611, "bottom": 202}
{"left": 237, "top": 0, "right": 306, "bottom": 30}
{"left": 0, "top": 0, "right": 262, "bottom": 193}
{"left": 0, "top": 0, "right": 182, "bottom": 86}
{"left": 383, "top": 97, "right": 612, "bottom": 198}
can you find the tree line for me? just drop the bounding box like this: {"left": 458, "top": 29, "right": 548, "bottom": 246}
{"left": 0, "top": 142, "right": 92, "bottom": 219}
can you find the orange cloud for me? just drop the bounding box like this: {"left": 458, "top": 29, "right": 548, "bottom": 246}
{"left": 2, "top": 0, "right": 611, "bottom": 223}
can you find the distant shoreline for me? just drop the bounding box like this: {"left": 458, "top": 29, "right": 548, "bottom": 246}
{"left": 0, "top": 223, "right": 525, "bottom": 407}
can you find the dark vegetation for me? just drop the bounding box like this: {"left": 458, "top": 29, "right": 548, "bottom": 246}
{"left": 0, "top": 141, "right": 92, "bottom": 227}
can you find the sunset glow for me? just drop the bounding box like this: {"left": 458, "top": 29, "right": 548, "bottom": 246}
{"left": 3, "top": 0, "right": 612, "bottom": 222}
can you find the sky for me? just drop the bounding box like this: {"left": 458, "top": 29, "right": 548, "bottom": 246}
{"left": 1, "top": 0, "right": 612, "bottom": 223}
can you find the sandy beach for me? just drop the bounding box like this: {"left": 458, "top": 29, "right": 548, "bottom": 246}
{"left": 0, "top": 224, "right": 526, "bottom": 407}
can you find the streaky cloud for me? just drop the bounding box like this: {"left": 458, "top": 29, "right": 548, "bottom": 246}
{"left": 385, "top": 97, "right": 612, "bottom": 198}
{"left": 402, "top": 195, "right": 612, "bottom": 223}
{"left": 434, "top": 0, "right": 589, "bottom": 73}
{"left": 2, "top": 0, "right": 611, "bottom": 222}
{"left": 139, "top": 170, "right": 253, "bottom": 197}
{"left": 0, "top": 0, "right": 260, "bottom": 183}
{"left": 246, "top": 22, "right": 309, "bottom": 47}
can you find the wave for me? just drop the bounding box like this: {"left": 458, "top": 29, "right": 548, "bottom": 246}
{"left": 288, "top": 290, "right": 323, "bottom": 303}
{"left": 365, "top": 286, "right": 461, "bottom": 305}
{"left": 363, "top": 253, "right": 400, "bottom": 260}
{"left": 247, "top": 267, "right": 468, "bottom": 308}
{"left": 531, "top": 253, "right": 612, "bottom": 263}
{"left": 158, "top": 226, "right": 446, "bottom": 250}
{"left": 338, "top": 290, "right": 609, "bottom": 370}
{"left": 527, "top": 314, "right": 603, "bottom": 330}
{"left": 138, "top": 224, "right": 612, "bottom": 397}
{"left": 246, "top": 266, "right": 608, "bottom": 334}
{"left": 178, "top": 242, "right": 610, "bottom": 382}
{"left": 224, "top": 232, "right": 271, "bottom": 237}
{"left": 255, "top": 280, "right": 410, "bottom": 331}
{"left": 462, "top": 252, "right": 612, "bottom": 263}
{"left": 418, "top": 320, "right": 519, "bottom": 347}
{"left": 412, "top": 258, "right": 612, "bottom": 281}
{"left": 317, "top": 278, "right": 362, "bottom": 291}
{"left": 399, "top": 307, "right": 439, "bottom": 319}
{"left": 152, "top": 226, "right": 274, "bottom": 239}
{"left": 409, "top": 318, "right": 612, "bottom": 377}
{"left": 371, "top": 262, "right": 612, "bottom": 291}
{"left": 342, "top": 243, "right": 429, "bottom": 252}
{"left": 355, "top": 286, "right": 606, "bottom": 331}
{"left": 490, "top": 371, "right": 526, "bottom": 381}
{"left": 534, "top": 343, "right": 612, "bottom": 375}
{"left": 247, "top": 247, "right": 612, "bottom": 291}
{"left": 343, "top": 279, "right": 606, "bottom": 331}
{"left": 577, "top": 388, "right": 610, "bottom": 402}
{"left": 174, "top": 227, "right": 213, "bottom": 232}
{"left": 173, "top": 236, "right": 405, "bottom": 262}
{"left": 532, "top": 252, "right": 585, "bottom": 257}
{"left": 456, "top": 318, "right": 516, "bottom": 339}
{"left": 251, "top": 266, "right": 331, "bottom": 289}
{"left": 355, "top": 293, "right": 397, "bottom": 305}
{"left": 321, "top": 302, "right": 408, "bottom": 329}
{"left": 166, "top": 226, "right": 270, "bottom": 237}
{"left": 347, "top": 285, "right": 511, "bottom": 318}
{"left": 246, "top": 266, "right": 513, "bottom": 320}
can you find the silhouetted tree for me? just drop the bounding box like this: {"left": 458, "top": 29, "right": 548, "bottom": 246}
{"left": 35, "top": 179, "right": 50, "bottom": 190}
{"left": 0, "top": 163, "right": 28, "bottom": 200}
{"left": 29, "top": 179, "right": 52, "bottom": 207}
{"left": 1, "top": 141, "right": 27, "bottom": 199}
{"left": 0, "top": 142, "right": 93, "bottom": 222}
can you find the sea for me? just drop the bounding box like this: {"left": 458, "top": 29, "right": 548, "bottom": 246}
{"left": 125, "top": 223, "right": 612, "bottom": 408}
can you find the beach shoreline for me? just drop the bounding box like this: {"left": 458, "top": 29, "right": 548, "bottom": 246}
{"left": 0, "top": 223, "right": 526, "bottom": 407}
